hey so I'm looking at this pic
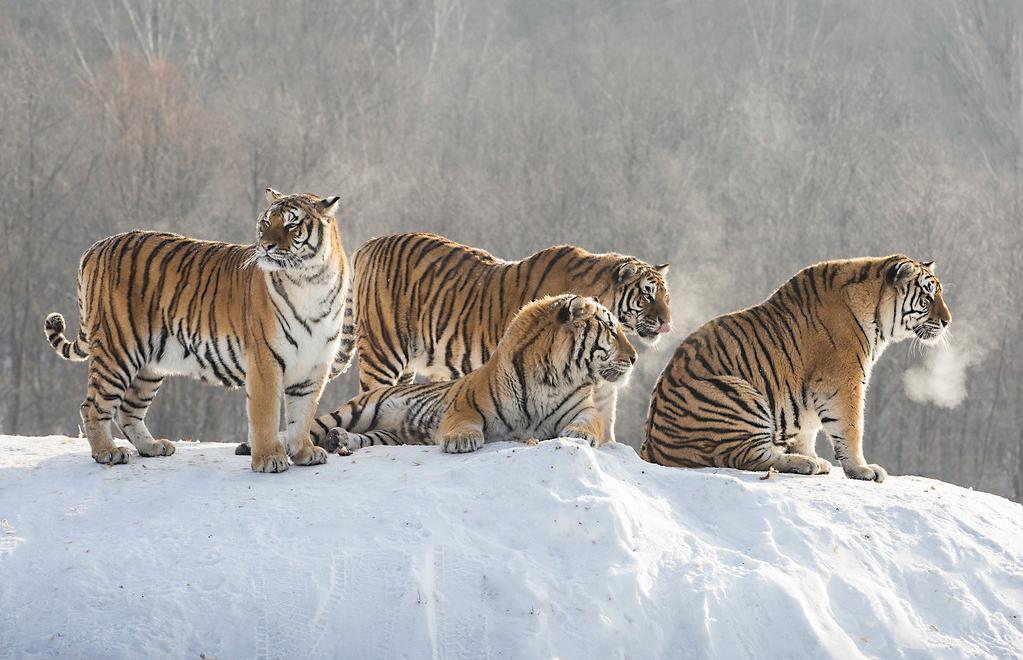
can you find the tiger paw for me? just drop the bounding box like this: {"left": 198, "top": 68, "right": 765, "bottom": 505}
{"left": 251, "top": 451, "right": 290, "bottom": 473}
{"left": 93, "top": 446, "right": 131, "bottom": 465}
{"left": 814, "top": 457, "right": 833, "bottom": 475}
{"left": 235, "top": 443, "right": 251, "bottom": 456}
{"left": 440, "top": 431, "right": 484, "bottom": 454}
{"left": 775, "top": 454, "right": 820, "bottom": 475}
{"left": 291, "top": 445, "right": 328, "bottom": 466}
{"left": 562, "top": 428, "right": 600, "bottom": 447}
{"left": 137, "top": 439, "right": 175, "bottom": 457}
{"left": 844, "top": 463, "right": 887, "bottom": 483}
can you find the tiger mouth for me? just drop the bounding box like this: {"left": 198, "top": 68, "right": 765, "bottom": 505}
{"left": 259, "top": 252, "right": 299, "bottom": 270}
{"left": 599, "top": 363, "right": 633, "bottom": 382}
{"left": 635, "top": 327, "right": 663, "bottom": 345}
{"left": 914, "top": 324, "right": 945, "bottom": 343}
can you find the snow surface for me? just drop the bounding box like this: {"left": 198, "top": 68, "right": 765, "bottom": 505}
{"left": 1, "top": 435, "right": 1021, "bottom": 660}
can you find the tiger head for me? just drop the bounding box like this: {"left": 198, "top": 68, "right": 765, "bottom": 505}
{"left": 255, "top": 188, "right": 341, "bottom": 272}
{"left": 885, "top": 257, "right": 952, "bottom": 345}
{"left": 612, "top": 259, "right": 672, "bottom": 344}
{"left": 504, "top": 295, "right": 638, "bottom": 387}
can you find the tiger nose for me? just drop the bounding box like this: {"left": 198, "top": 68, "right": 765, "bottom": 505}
{"left": 656, "top": 320, "right": 671, "bottom": 334}
{"left": 261, "top": 240, "right": 276, "bottom": 252}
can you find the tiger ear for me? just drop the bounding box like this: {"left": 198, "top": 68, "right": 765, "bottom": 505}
{"left": 265, "top": 187, "right": 284, "bottom": 203}
{"left": 656, "top": 263, "right": 669, "bottom": 276}
{"left": 922, "top": 260, "right": 935, "bottom": 271}
{"left": 557, "top": 299, "right": 573, "bottom": 324}
{"left": 886, "top": 261, "right": 913, "bottom": 287}
{"left": 558, "top": 296, "right": 591, "bottom": 324}
{"left": 318, "top": 195, "right": 341, "bottom": 217}
{"left": 616, "top": 262, "right": 638, "bottom": 282}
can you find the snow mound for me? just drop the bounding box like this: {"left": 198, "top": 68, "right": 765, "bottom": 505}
{"left": 1, "top": 435, "right": 1021, "bottom": 659}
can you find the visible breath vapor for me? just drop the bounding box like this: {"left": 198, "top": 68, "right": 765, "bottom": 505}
{"left": 902, "top": 333, "right": 983, "bottom": 409}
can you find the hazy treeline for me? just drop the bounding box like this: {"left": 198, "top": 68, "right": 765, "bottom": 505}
{"left": 2, "top": 0, "right": 1021, "bottom": 499}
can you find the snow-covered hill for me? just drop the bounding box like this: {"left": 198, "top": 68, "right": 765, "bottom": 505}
{"left": 0, "top": 435, "right": 1021, "bottom": 659}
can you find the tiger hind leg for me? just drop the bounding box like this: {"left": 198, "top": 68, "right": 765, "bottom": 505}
{"left": 785, "top": 430, "right": 831, "bottom": 474}
{"left": 80, "top": 352, "right": 133, "bottom": 465}
{"left": 719, "top": 429, "right": 828, "bottom": 476}
{"left": 356, "top": 332, "right": 410, "bottom": 392}
{"left": 117, "top": 369, "right": 175, "bottom": 458}
{"left": 649, "top": 374, "right": 827, "bottom": 476}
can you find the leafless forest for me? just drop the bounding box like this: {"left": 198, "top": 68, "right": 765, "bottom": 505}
{"left": 2, "top": 0, "right": 1021, "bottom": 498}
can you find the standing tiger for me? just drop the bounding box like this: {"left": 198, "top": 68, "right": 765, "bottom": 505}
{"left": 332, "top": 232, "right": 669, "bottom": 441}
{"left": 310, "top": 295, "right": 637, "bottom": 453}
{"left": 44, "top": 188, "right": 352, "bottom": 473}
{"left": 642, "top": 256, "right": 951, "bottom": 482}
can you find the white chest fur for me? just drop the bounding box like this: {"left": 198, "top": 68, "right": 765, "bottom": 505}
{"left": 264, "top": 268, "right": 348, "bottom": 384}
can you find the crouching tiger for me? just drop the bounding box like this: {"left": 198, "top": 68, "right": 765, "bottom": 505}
{"left": 310, "top": 295, "right": 637, "bottom": 454}
{"left": 44, "top": 188, "right": 352, "bottom": 472}
{"left": 642, "top": 256, "right": 951, "bottom": 482}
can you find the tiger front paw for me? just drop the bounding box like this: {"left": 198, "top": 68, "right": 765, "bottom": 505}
{"left": 251, "top": 451, "right": 290, "bottom": 473}
{"left": 844, "top": 463, "right": 887, "bottom": 483}
{"left": 814, "top": 457, "right": 832, "bottom": 475}
{"left": 137, "top": 439, "right": 176, "bottom": 457}
{"left": 440, "top": 431, "right": 484, "bottom": 454}
{"left": 291, "top": 444, "right": 328, "bottom": 466}
{"left": 563, "top": 428, "right": 601, "bottom": 447}
{"left": 93, "top": 446, "right": 131, "bottom": 465}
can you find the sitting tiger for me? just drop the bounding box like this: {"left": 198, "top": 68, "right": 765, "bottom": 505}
{"left": 328, "top": 233, "right": 669, "bottom": 444}
{"left": 44, "top": 188, "right": 352, "bottom": 473}
{"left": 642, "top": 256, "right": 951, "bottom": 482}
{"left": 309, "top": 295, "right": 637, "bottom": 454}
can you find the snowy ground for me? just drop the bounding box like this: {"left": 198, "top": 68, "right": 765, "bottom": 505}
{"left": 1, "top": 436, "right": 1021, "bottom": 659}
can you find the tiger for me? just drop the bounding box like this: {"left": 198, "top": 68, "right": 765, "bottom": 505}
{"left": 308, "top": 294, "right": 637, "bottom": 454}
{"left": 44, "top": 188, "right": 352, "bottom": 473}
{"left": 326, "top": 233, "right": 669, "bottom": 444}
{"left": 642, "top": 256, "right": 951, "bottom": 482}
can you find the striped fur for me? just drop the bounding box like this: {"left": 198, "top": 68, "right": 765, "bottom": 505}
{"left": 310, "top": 295, "right": 637, "bottom": 454}
{"left": 45, "top": 188, "right": 351, "bottom": 472}
{"left": 329, "top": 232, "right": 670, "bottom": 444}
{"left": 642, "top": 256, "right": 951, "bottom": 482}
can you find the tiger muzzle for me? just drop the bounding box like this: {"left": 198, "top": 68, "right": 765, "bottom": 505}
{"left": 600, "top": 357, "right": 635, "bottom": 383}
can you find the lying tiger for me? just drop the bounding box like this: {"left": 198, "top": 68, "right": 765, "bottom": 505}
{"left": 44, "top": 189, "right": 351, "bottom": 472}
{"left": 642, "top": 256, "right": 951, "bottom": 482}
{"left": 333, "top": 233, "right": 669, "bottom": 441}
{"left": 310, "top": 294, "right": 637, "bottom": 454}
